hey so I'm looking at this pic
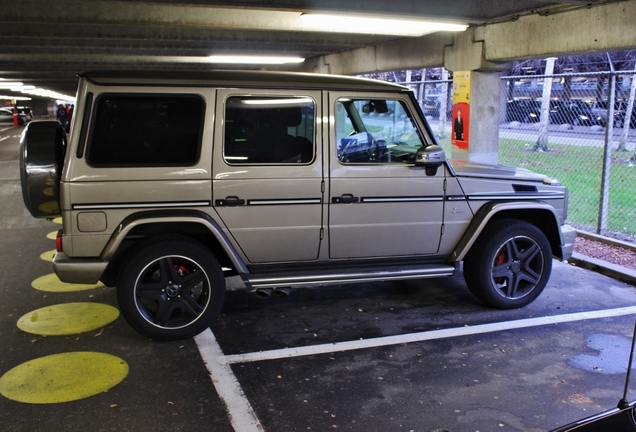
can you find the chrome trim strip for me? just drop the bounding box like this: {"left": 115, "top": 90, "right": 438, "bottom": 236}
{"left": 73, "top": 201, "right": 210, "bottom": 210}
{"left": 467, "top": 193, "right": 565, "bottom": 200}
{"left": 247, "top": 198, "right": 322, "bottom": 205}
{"left": 360, "top": 196, "right": 442, "bottom": 203}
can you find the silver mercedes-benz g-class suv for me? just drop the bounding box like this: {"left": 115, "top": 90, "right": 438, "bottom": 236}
{"left": 20, "top": 70, "right": 575, "bottom": 340}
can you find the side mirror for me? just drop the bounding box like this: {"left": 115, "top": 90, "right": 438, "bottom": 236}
{"left": 414, "top": 145, "right": 446, "bottom": 176}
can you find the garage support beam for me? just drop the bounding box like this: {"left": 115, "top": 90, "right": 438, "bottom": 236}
{"left": 484, "top": 1, "right": 636, "bottom": 62}
{"left": 300, "top": 33, "right": 454, "bottom": 75}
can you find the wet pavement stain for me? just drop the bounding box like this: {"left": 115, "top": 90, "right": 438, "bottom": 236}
{"left": 569, "top": 334, "right": 633, "bottom": 375}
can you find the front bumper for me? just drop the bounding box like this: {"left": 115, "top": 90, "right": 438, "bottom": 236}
{"left": 560, "top": 224, "right": 576, "bottom": 261}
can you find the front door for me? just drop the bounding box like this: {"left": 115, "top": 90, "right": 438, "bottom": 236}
{"left": 328, "top": 93, "right": 445, "bottom": 259}
{"left": 213, "top": 90, "right": 323, "bottom": 263}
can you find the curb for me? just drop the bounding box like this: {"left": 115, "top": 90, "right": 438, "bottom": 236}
{"left": 568, "top": 252, "right": 636, "bottom": 286}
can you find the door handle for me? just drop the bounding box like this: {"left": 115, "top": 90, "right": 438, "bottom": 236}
{"left": 215, "top": 196, "right": 245, "bottom": 207}
{"left": 332, "top": 194, "right": 359, "bottom": 204}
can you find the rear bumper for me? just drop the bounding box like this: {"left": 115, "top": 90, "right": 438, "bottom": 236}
{"left": 560, "top": 224, "right": 576, "bottom": 261}
{"left": 52, "top": 252, "right": 108, "bottom": 284}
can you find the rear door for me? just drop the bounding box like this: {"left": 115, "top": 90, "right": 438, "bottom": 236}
{"left": 328, "top": 93, "right": 445, "bottom": 259}
{"left": 212, "top": 90, "right": 324, "bottom": 263}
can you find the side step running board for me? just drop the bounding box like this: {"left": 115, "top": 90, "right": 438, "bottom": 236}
{"left": 245, "top": 264, "right": 457, "bottom": 289}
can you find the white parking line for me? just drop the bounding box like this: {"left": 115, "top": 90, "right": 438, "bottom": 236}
{"left": 197, "top": 305, "right": 636, "bottom": 432}
{"left": 0, "top": 136, "right": 10, "bottom": 142}
{"left": 195, "top": 329, "right": 264, "bottom": 432}
{"left": 223, "top": 305, "right": 636, "bottom": 364}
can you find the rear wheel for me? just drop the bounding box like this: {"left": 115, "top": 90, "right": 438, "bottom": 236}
{"left": 463, "top": 219, "right": 552, "bottom": 309}
{"left": 117, "top": 238, "right": 225, "bottom": 341}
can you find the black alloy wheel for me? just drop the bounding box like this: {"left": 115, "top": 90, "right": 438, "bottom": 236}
{"left": 117, "top": 238, "right": 225, "bottom": 341}
{"left": 463, "top": 219, "right": 552, "bottom": 309}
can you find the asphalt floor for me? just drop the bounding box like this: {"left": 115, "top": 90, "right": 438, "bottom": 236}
{"left": 2, "top": 123, "right": 636, "bottom": 432}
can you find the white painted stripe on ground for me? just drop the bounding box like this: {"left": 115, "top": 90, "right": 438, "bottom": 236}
{"left": 194, "top": 329, "right": 264, "bottom": 432}
{"left": 223, "top": 306, "right": 636, "bottom": 365}
{"left": 0, "top": 136, "right": 10, "bottom": 142}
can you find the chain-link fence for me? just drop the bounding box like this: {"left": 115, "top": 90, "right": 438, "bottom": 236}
{"left": 405, "top": 72, "right": 636, "bottom": 241}
{"left": 500, "top": 71, "right": 636, "bottom": 240}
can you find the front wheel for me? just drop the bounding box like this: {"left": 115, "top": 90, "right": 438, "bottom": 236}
{"left": 117, "top": 238, "right": 225, "bottom": 341}
{"left": 463, "top": 219, "right": 552, "bottom": 309}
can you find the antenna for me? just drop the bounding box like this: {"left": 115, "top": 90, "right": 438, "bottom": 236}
{"left": 618, "top": 320, "right": 636, "bottom": 410}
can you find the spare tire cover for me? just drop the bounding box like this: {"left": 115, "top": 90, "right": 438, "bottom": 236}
{"left": 20, "top": 121, "right": 67, "bottom": 218}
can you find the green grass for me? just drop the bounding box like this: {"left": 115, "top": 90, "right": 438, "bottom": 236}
{"left": 438, "top": 135, "right": 636, "bottom": 236}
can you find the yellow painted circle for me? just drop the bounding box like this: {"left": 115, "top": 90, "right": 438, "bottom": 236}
{"left": 17, "top": 303, "right": 120, "bottom": 336}
{"left": 43, "top": 187, "right": 54, "bottom": 197}
{"left": 52, "top": 217, "right": 63, "bottom": 225}
{"left": 37, "top": 201, "right": 59, "bottom": 215}
{"left": 46, "top": 231, "right": 57, "bottom": 240}
{"left": 40, "top": 249, "right": 56, "bottom": 262}
{"left": 32, "top": 273, "right": 104, "bottom": 292}
{"left": 0, "top": 352, "right": 128, "bottom": 404}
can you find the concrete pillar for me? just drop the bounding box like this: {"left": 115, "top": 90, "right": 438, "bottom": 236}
{"left": 444, "top": 28, "right": 510, "bottom": 165}
{"left": 449, "top": 71, "right": 502, "bottom": 164}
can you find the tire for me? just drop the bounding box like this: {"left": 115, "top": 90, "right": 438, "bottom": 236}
{"left": 463, "top": 219, "right": 552, "bottom": 309}
{"left": 117, "top": 238, "right": 226, "bottom": 341}
{"left": 19, "top": 120, "right": 67, "bottom": 218}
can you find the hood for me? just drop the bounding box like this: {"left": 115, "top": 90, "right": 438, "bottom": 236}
{"left": 449, "top": 160, "right": 550, "bottom": 182}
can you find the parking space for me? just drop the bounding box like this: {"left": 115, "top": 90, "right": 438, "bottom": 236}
{"left": 2, "top": 124, "right": 636, "bottom": 431}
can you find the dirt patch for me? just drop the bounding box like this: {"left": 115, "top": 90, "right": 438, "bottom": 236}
{"left": 574, "top": 236, "right": 636, "bottom": 271}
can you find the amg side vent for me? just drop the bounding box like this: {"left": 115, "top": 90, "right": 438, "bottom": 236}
{"left": 513, "top": 184, "right": 537, "bottom": 193}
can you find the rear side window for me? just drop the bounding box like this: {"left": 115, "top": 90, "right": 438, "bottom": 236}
{"left": 223, "top": 96, "right": 315, "bottom": 164}
{"left": 87, "top": 94, "right": 204, "bottom": 167}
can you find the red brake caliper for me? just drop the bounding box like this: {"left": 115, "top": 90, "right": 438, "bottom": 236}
{"left": 494, "top": 248, "right": 507, "bottom": 266}
{"left": 174, "top": 264, "right": 190, "bottom": 277}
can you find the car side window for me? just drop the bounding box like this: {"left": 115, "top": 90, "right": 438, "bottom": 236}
{"left": 223, "top": 96, "right": 315, "bottom": 164}
{"left": 335, "top": 98, "right": 425, "bottom": 164}
{"left": 87, "top": 94, "right": 204, "bottom": 167}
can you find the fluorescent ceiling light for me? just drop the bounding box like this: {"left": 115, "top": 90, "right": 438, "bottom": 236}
{"left": 301, "top": 14, "right": 467, "bottom": 37}
{"left": 207, "top": 55, "right": 305, "bottom": 65}
{"left": 0, "top": 95, "right": 31, "bottom": 101}
{"left": 0, "top": 82, "right": 24, "bottom": 89}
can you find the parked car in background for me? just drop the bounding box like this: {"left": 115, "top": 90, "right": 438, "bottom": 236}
{"left": 423, "top": 96, "right": 451, "bottom": 118}
{"left": 17, "top": 106, "right": 33, "bottom": 122}
{"left": 549, "top": 100, "right": 602, "bottom": 126}
{"left": 506, "top": 99, "right": 541, "bottom": 123}
{"left": 613, "top": 101, "right": 636, "bottom": 129}
{"left": 506, "top": 99, "right": 602, "bottom": 126}
{"left": 0, "top": 107, "right": 31, "bottom": 125}
{"left": 591, "top": 100, "right": 636, "bottom": 129}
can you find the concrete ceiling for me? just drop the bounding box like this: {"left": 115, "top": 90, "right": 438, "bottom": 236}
{"left": 0, "top": 0, "right": 623, "bottom": 99}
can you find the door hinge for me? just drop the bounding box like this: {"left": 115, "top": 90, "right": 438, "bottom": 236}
{"left": 321, "top": 180, "right": 325, "bottom": 193}
{"left": 320, "top": 228, "right": 324, "bottom": 240}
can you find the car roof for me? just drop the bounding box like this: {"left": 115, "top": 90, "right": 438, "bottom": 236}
{"left": 80, "top": 70, "right": 408, "bottom": 93}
